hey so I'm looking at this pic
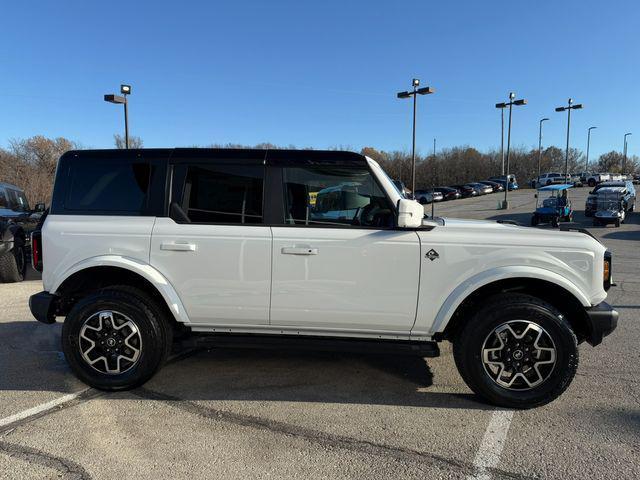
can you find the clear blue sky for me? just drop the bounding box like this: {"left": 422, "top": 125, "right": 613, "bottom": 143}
{"left": 1, "top": 0, "right": 638, "bottom": 159}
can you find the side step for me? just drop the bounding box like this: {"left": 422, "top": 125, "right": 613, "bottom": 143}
{"left": 180, "top": 334, "right": 440, "bottom": 357}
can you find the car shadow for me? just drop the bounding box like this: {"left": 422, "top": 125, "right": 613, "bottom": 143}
{"left": 0, "top": 321, "right": 488, "bottom": 410}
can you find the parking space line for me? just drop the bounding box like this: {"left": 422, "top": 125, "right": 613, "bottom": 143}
{"left": 467, "top": 409, "right": 514, "bottom": 480}
{"left": 0, "top": 389, "right": 89, "bottom": 429}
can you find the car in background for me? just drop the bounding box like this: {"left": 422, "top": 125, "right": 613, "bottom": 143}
{"left": 489, "top": 175, "right": 519, "bottom": 190}
{"left": 432, "top": 186, "right": 461, "bottom": 201}
{"left": 478, "top": 180, "right": 504, "bottom": 192}
{"left": 534, "top": 173, "right": 564, "bottom": 188}
{"left": 585, "top": 180, "right": 636, "bottom": 217}
{"left": 570, "top": 174, "right": 583, "bottom": 187}
{"left": 450, "top": 184, "right": 477, "bottom": 198}
{"left": 586, "top": 173, "right": 611, "bottom": 187}
{"left": 0, "top": 182, "right": 45, "bottom": 282}
{"left": 467, "top": 182, "right": 493, "bottom": 195}
{"left": 414, "top": 189, "right": 443, "bottom": 204}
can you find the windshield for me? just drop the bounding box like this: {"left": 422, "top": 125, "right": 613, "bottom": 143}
{"left": 7, "top": 189, "right": 30, "bottom": 212}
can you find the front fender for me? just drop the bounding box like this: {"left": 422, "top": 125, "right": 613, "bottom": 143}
{"left": 51, "top": 255, "right": 191, "bottom": 325}
{"left": 428, "top": 265, "right": 591, "bottom": 335}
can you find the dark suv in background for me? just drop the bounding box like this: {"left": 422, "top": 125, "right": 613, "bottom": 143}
{"left": 585, "top": 180, "right": 636, "bottom": 217}
{"left": 0, "top": 182, "right": 45, "bottom": 282}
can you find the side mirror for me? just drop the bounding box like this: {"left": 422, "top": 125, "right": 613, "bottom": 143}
{"left": 397, "top": 198, "right": 424, "bottom": 228}
{"left": 34, "top": 203, "right": 45, "bottom": 213}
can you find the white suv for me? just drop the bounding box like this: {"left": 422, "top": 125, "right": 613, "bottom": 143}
{"left": 29, "top": 149, "right": 618, "bottom": 408}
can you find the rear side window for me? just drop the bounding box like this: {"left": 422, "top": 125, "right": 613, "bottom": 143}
{"left": 180, "top": 164, "right": 264, "bottom": 224}
{"left": 0, "top": 189, "right": 7, "bottom": 209}
{"left": 64, "top": 161, "right": 151, "bottom": 214}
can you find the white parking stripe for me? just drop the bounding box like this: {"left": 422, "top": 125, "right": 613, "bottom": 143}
{"left": 467, "top": 409, "right": 515, "bottom": 480}
{"left": 0, "top": 389, "right": 88, "bottom": 429}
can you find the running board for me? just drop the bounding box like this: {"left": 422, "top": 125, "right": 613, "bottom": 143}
{"left": 180, "top": 334, "right": 440, "bottom": 357}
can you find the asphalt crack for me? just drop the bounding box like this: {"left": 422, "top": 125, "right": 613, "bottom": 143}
{"left": 0, "top": 441, "right": 91, "bottom": 479}
{"left": 134, "top": 387, "right": 534, "bottom": 480}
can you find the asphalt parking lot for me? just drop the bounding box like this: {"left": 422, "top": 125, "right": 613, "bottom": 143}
{"left": 1, "top": 187, "right": 638, "bottom": 480}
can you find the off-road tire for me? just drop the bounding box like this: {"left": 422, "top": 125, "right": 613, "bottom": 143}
{"left": 62, "top": 286, "right": 173, "bottom": 390}
{"left": 453, "top": 293, "right": 578, "bottom": 409}
{"left": 588, "top": 179, "right": 596, "bottom": 187}
{"left": 0, "top": 244, "right": 26, "bottom": 283}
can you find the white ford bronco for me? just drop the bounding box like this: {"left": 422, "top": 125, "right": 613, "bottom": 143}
{"left": 29, "top": 149, "right": 618, "bottom": 408}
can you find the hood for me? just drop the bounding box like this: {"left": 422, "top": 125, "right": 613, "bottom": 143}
{"left": 436, "top": 217, "right": 603, "bottom": 251}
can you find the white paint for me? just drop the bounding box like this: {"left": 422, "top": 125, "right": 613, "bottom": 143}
{"left": 468, "top": 409, "right": 515, "bottom": 480}
{"left": 0, "top": 390, "right": 88, "bottom": 429}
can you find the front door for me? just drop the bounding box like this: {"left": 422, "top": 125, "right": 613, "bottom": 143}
{"left": 269, "top": 163, "right": 421, "bottom": 333}
{"left": 151, "top": 158, "right": 271, "bottom": 326}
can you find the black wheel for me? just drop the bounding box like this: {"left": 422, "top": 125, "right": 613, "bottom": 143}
{"left": 453, "top": 293, "right": 578, "bottom": 409}
{"left": 419, "top": 197, "right": 427, "bottom": 205}
{"left": 615, "top": 219, "right": 621, "bottom": 227}
{"left": 588, "top": 179, "right": 596, "bottom": 187}
{"left": 551, "top": 217, "right": 559, "bottom": 228}
{"left": 62, "top": 287, "right": 173, "bottom": 390}
{"left": 531, "top": 215, "right": 538, "bottom": 226}
{"left": 0, "top": 243, "right": 26, "bottom": 283}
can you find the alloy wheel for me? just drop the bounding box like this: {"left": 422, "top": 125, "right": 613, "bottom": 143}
{"left": 79, "top": 310, "right": 142, "bottom": 375}
{"left": 481, "top": 320, "right": 556, "bottom": 390}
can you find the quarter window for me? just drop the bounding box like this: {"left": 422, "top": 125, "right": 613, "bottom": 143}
{"left": 181, "top": 165, "right": 264, "bottom": 224}
{"left": 282, "top": 166, "right": 393, "bottom": 228}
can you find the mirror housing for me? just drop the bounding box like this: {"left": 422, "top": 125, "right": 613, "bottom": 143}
{"left": 397, "top": 198, "right": 424, "bottom": 228}
{"left": 33, "top": 203, "right": 46, "bottom": 213}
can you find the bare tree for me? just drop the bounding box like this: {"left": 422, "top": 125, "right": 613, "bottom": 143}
{"left": 114, "top": 134, "right": 144, "bottom": 149}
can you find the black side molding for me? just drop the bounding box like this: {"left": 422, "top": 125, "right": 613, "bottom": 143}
{"left": 182, "top": 333, "right": 440, "bottom": 357}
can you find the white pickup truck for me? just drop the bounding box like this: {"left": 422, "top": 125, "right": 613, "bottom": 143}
{"left": 29, "top": 149, "right": 618, "bottom": 408}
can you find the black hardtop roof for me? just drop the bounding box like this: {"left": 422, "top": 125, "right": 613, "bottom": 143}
{"left": 61, "top": 148, "right": 368, "bottom": 166}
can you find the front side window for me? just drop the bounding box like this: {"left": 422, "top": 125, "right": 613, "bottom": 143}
{"left": 181, "top": 164, "right": 264, "bottom": 224}
{"left": 282, "top": 166, "right": 393, "bottom": 228}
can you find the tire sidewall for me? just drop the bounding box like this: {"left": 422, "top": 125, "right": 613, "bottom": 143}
{"left": 459, "top": 300, "right": 577, "bottom": 408}
{"left": 62, "top": 292, "right": 167, "bottom": 390}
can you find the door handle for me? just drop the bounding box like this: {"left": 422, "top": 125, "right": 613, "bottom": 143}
{"left": 281, "top": 246, "right": 318, "bottom": 255}
{"left": 160, "top": 242, "right": 197, "bottom": 252}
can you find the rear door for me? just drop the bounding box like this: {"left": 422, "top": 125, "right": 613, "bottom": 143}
{"left": 267, "top": 152, "right": 421, "bottom": 334}
{"left": 150, "top": 151, "right": 272, "bottom": 326}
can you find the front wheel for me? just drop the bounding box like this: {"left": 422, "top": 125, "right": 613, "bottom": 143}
{"left": 62, "top": 287, "right": 173, "bottom": 390}
{"left": 453, "top": 294, "right": 578, "bottom": 409}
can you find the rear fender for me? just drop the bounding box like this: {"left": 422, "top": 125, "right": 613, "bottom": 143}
{"left": 51, "top": 255, "right": 191, "bottom": 325}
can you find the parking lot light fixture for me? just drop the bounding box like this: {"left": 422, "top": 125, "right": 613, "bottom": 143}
{"left": 624, "top": 133, "right": 632, "bottom": 173}
{"left": 497, "top": 92, "right": 527, "bottom": 209}
{"left": 495, "top": 103, "right": 508, "bottom": 175}
{"left": 538, "top": 118, "right": 550, "bottom": 180}
{"left": 586, "top": 127, "right": 597, "bottom": 173}
{"left": 555, "top": 98, "right": 583, "bottom": 183}
{"left": 104, "top": 83, "right": 132, "bottom": 149}
{"left": 397, "top": 78, "right": 435, "bottom": 201}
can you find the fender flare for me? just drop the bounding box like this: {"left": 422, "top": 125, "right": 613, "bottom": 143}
{"left": 51, "top": 255, "right": 191, "bottom": 325}
{"left": 430, "top": 265, "right": 591, "bottom": 334}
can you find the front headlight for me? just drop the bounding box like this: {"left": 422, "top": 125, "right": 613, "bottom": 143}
{"left": 604, "top": 251, "right": 612, "bottom": 291}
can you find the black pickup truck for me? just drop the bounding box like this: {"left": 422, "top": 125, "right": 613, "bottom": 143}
{"left": 0, "top": 182, "right": 45, "bottom": 282}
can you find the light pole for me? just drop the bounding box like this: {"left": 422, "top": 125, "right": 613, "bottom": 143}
{"left": 397, "top": 79, "right": 435, "bottom": 197}
{"left": 624, "top": 133, "right": 632, "bottom": 174}
{"left": 537, "top": 118, "right": 549, "bottom": 181}
{"left": 495, "top": 92, "right": 527, "bottom": 209}
{"left": 433, "top": 137, "right": 436, "bottom": 157}
{"left": 496, "top": 104, "right": 507, "bottom": 175}
{"left": 555, "top": 98, "right": 583, "bottom": 183}
{"left": 585, "top": 126, "right": 597, "bottom": 172}
{"left": 104, "top": 84, "right": 132, "bottom": 149}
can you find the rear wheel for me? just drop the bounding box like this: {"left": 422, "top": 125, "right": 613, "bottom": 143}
{"left": 453, "top": 294, "right": 578, "bottom": 408}
{"left": 588, "top": 179, "right": 596, "bottom": 187}
{"left": 0, "top": 243, "right": 26, "bottom": 283}
{"left": 531, "top": 215, "right": 538, "bottom": 226}
{"left": 551, "top": 216, "right": 559, "bottom": 228}
{"left": 62, "top": 287, "right": 173, "bottom": 390}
